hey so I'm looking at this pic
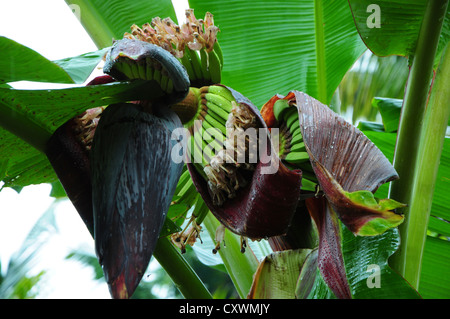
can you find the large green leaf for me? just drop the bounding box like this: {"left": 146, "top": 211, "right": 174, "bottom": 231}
{"left": 372, "top": 97, "right": 402, "bottom": 133}
{"left": 64, "top": 0, "right": 177, "bottom": 49}
{"left": 364, "top": 101, "right": 450, "bottom": 226}
{"left": 0, "top": 80, "right": 166, "bottom": 188}
{"left": 360, "top": 127, "right": 450, "bottom": 298}
{"left": 305, "top": 226, "right": 420, "bottom": 298}
{"left": 248, "top": 249, "right": 313, "bottom": 299}
{"left": 0, "top": 201, "right": 58, "bottom": 298}
{"left": 348, "top": 0, "right": 450, "bottom": 65}
{"left": 53, "top": 48, "right": 109, "bottom": 84}
{"left": 343, "top": 227, "right": 420, "bottom": 298}
{"left": 0, "top": 36, "right": 74, "bottom": 84}
{"left": 420, "top": 236, "right": 450, "bottom": 298}
{"left": 202, "top": 213, "right": 259, "bottom": 299}
{"left": 188, "top": 0, "right": 367, "bottom": 106}
{"left": 1, "top": 35, "right": 108, "bottom": 85}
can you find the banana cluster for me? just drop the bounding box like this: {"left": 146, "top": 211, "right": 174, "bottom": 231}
{"left": 124, "top": 9, "right": 224, "bottom": 85}
{"left": 188, "top": 85, "right": 259, "bottom": 206}
{"left": 111, "top": 56, "right": 176, "bottom": 93}
{"left": 272, "top": 99, "right": 317, "bottom": 190}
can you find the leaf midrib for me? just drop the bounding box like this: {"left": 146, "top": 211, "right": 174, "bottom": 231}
{"left": 314, "top": 0, "right": 327, "bottom": 104}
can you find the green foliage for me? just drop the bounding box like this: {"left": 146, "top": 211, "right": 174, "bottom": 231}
{"left": 361, "top": 100, "right": 450, "bottom": 298}
{"left": 349, "top": 0, "right": 450, "bottom": 65}
{"left": 189, "top": 0, "right": 367, "bottom": 106}
{"left": 0, "top": 36, "right": 73, "bottom": 84}
{"left": 305, "top": 227, "right": 421, "bottom": 299}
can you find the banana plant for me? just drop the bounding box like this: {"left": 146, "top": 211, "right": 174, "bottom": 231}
{"left": 0, "top": 0, "right": 449, "bottom": 299}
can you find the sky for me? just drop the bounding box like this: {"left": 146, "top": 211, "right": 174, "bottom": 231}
{"left": 0, "top": 0, "right": 196, "bottom": 299}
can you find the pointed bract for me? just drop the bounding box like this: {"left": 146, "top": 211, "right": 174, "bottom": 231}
{"left": 292, "top": 91, "right": 404, "bottom": 235}
{"left": 293, "top": 91, "right": 398, "bottom": 193}
{"left": 91, "top": 103, "right": 183, "bottom": 298}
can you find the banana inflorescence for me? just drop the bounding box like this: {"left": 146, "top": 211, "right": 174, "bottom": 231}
{"left": 110, "top": 56, "right": 176, "bottom": 93}
{"left": 185, "top": 85, "right": 259, "bottom": 206}
{"left": 272, "top": 99, "right": 317, "bottom": 190}
{"left": 123, "top": 9, "right": 224, "bottom": 86}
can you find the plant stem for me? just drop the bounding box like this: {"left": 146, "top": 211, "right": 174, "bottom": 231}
{"left": 153, "top": 236, "right": 213, "bottom": 299}
{"left": 389, "top": 0, "right": 449, "bottom": 288}
{"left": 203, "top": 213, "right": 259, "bottom": 298}
{"left": 402, "top": 44, "right": 450, "bottom": 290}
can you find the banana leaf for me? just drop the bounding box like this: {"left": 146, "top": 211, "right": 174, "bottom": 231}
{"left": 189, "top": 0, "right": 367, "bottom": 106}
{"left": 0, "top": 36, "right": 74, "bottom": 84}
{"left": 361, "top": 104, "right": 450, "bottom": 298}
{"left": 304, "top": 226, "right": 421, "bottom": 299}
{"left": 348, "top": 0, "right": 450, "bottom": 66}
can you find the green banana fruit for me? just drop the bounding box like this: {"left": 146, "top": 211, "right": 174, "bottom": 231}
{"left": 290, "top": 128, "right": 304, "bottom": 146}
{"left": 202, "top": 92, "right": 233, "bottom": 113}
{"left": 192, "top": 129, "right": 209, "bottom": 166}
{"left": 197, "top": 124, "right": 215, "bottom": 160}
{"left": 153, "top": 67, "right": 162, "bottom": 84}
{"left": 166, "top": 79, "right": 174, "bottom": 94}
{"left": 273, "top": 99, "right": 291, "bottom": 122}
{"left": 137, "top": 60, "right": 146, "bottom": 79}
{"left": 160, "top": 74, "right": 169, "bottom": 92}
{"left": 145, "top": 58, "right": 154, "bottom": 81}
{"left": 200, "top": 112, "right": 227, "bottom": 136}
{"left": 204, "top": 101, "right": 229, "bottom": 122}
{"left": 206, "top": 85, "right": 235, "bottom": 102}
{"left": 283, "top": 107, "right": 299, "bottom": 130}
{"left": 289, "top": 141, "right": 306, "bottom": 153}
{"left": 270, "top": 97, "right": 312, "bottom": 171}
{"left": 203, "top": 105, "right": 227, "bottom": 127}
{"left": 200, "top": 49, "right": 212, "bottom": 82}
{"left": 104, "top": 39, "right": 189, "bottom": 101}
{"left": 284, "top": 151, "right": 310, "bottom": 164}
{"left": 288, "top": 113, "right": 300, "bottom": 133}
{"left": 181, "top": 48, "right": 197, "bottom": 80}
{"left": 202, "top": 127, "right": 225, "bottom": 156}
{"left": 188, "top": 50, "right": 204, "bottom": 82}
{"left": 207, "top": 49, "right": 222, "bottom": 84}
{"left": 213, "top": 41, "right": 224, "bottom": 68}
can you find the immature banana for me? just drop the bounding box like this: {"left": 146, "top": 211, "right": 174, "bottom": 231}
{"left": 207, "top": 85, "right": 235, "bottom": 102}
{"left": 207, "top": 49, "right": 223, "bottom": 84}
{"left": 183, "top": 85, "right": 263, "bottom": 206}
{"left": 103, "top": 38, "right": 189, "bottom": 102}
{"left": 123, "top": 9, "right": 223, "bottom": 86}
{"left": 188, "top": 49, "right": 205, "bottom": 82}
{"left": 272, "top": 98, "right": 317, "bottom": 189}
